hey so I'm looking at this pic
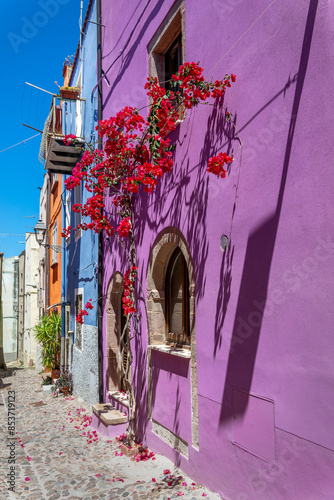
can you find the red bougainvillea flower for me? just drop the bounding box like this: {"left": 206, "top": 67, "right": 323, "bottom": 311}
{"left": 117, "top": 217, "right": 132, "bottom": 238}
{"left": 85, "top": 299, "right": 94, "bottom": 310}
{"left": 63, "top": 133, "right": 76, "bottom": 146}
{"left": 207, "top": 152, "right": 233, "bottom": 178}
{"left": 76, "top": 309, "right": 88, "bottom": 324}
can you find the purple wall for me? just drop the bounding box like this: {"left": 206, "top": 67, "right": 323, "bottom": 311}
{"left": 100, "top": 0, "right": 334, "bottom": 498}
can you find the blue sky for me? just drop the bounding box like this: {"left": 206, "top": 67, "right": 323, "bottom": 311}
{"left": 0, "top": 0, "right": 89, "bottom": 258}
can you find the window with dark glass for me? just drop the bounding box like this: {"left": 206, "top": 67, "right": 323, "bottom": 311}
{"left": 165, "top": 247, "right": 190, "bottom": 345}
{"left": 164, "top": 34, "right": 182, "bottom": 93}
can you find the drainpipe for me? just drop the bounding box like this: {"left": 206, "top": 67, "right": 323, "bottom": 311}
{"left": 97, "top": 0, "right": 103, "bottom": 404}
{"left": 60, "top": 175, "right": 66, "bottom": 368}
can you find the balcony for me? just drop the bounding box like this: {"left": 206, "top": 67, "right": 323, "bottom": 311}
{"left": 39, "top": 96, "right": 83, "bottom": 175}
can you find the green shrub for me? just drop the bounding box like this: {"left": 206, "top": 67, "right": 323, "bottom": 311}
{"left": 34, "top": 311, "right": 61, "bottom": 370}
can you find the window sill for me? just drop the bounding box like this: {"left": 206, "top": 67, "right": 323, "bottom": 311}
{"left": 148, "top": 344, "right": 191, "bottom": 359}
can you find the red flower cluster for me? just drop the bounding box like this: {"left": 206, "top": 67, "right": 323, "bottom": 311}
{"left": 63, "top": 133, "right": 76, "bottom": 146}
{"left": 122, "top": 267, "right": 138, "bottom": 315}
{"left": 76, "top": 309, "right": 88, "bottom": 324}
{"left": 85, "top": 299, "right": 94, "bottom": 310}
{"left": 207, "top": 152, "right": 233, "bottom": 178}
{"left": 171, "top": 62, "right": 236, "bottom": 107}
{"left": 117, "top": 217, "right": 131, "bottom": 238}
{"left": 61, "top": 225, "right": 71, "bottom": 238}
{"left": 62, "top": 62, "right": 236, "bottom": 321}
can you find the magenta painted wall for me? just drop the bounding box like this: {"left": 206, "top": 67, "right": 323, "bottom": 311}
{"left": 100, "top": 0, "right": 334, "bottom": 498}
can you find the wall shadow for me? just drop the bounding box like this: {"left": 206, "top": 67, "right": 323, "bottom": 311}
{"left": 219, "top": 0, "right": 319, "bottom": 424}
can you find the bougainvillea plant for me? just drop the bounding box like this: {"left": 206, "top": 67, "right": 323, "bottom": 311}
{"left": 62, "top": 62, "right": 236, "bottom": 442}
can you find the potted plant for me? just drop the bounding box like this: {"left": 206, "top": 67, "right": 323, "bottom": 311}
{"left": 55, "top": 366, "right": 72, "bottom": 395}
{"left": 34, "top": 311, "right": 61, "bottom": 382}
{"left": 59, "top": 86, "right": 80, "bottom": 100}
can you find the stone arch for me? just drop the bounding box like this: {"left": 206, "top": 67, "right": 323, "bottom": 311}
{"left": 106, "top": 271, "right": 123, "bottom": 392}
{"left": 147, "top": 226, "right": 198, "bottom": 448}
{"left": 147, "top": 227, "right": 195, "bottom": 346}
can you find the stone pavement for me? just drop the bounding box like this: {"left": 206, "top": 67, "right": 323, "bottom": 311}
{"left": 0, "top": 364, "right": 222, "bottom": 500}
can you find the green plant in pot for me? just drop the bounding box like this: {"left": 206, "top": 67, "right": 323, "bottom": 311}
{"left": 34, "top": 311, "right": 61, "bottom": 382}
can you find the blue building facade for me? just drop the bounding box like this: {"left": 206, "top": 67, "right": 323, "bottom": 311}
{"left": 62, "top": 0, "right": 99, "bottom": 408}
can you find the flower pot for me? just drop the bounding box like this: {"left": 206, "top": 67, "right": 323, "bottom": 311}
{"left": 51, "top": 369, "right": 60, "bottom": 383}
{"left": 60, "top": 89, "right": 80, "bottom": 100}
{"left": 42, "top": 385, "right": 54, "bottom": 394}
{"left": 60, "top": 386, "right": 70, "bottom": 395}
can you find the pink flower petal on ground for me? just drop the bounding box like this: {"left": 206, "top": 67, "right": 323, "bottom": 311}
{"left": 152, "top": 478, "right": 156, "bottom": 482}
{"left": 95, "top": 474, "right": 101, "bottom": 478}
{"left": 202, "top": 494, "right": 207, "bottom": 497}
{"left": 59, "top": 452, "right": 63, "bottom": 455}
{"left": 152, "top": 457, "right": 156, "bottom": 460}
{"left": 164, "top": 469, "right": 171, "bottom": 475}
{"left": 25, "top": 477, "right": 30, "bottom": 482}
{"left": 177, "top": 493, "right": 184, "bottom": 497}
{"left": 182, "top": 482, "right": 187, "bottom": 486}
{"left": 26, "top": 456, "right": 32, "bottom": 461}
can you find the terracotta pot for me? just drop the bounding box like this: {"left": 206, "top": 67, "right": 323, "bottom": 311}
{"left": 60, "top": 386, "right": 70, "bottom": 395}
{"left": 51, "top": 369, "right": 60, "bottom": 383}
{"left": 60, "top": 89, "right": 80, "bottom": 100}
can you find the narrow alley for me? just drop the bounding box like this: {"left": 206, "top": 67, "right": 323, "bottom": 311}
{"left": 0, "top": 364, "right": 220, "bottom": 500}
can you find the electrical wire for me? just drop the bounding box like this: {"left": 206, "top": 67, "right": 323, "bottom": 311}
{"left": 0, "top": 133, "right": 41, "bottom": 154}
{"left": 207, "top": 0, "right": 277, "bottom": 76}
{"left": 91, "top": 0, "right": 152, "bottom": 96}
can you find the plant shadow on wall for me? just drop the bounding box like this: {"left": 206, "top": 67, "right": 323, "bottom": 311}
{"left": 136, "top": 97, "right": 237, "bottom": 305}
{"left": 102, "top": 0, "right": 165, "bottom": 111}
{"left": 219, "top": 0, "right": 319, "bottom": 425}
{"left": 62, "top": 63, "right": 236, "bottom": 444}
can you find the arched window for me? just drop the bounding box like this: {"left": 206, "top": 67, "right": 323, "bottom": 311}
{"left": 165, "top": 247, "right": 190, "bottom": 345}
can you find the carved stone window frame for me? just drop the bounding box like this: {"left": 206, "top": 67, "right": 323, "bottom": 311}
{"left": 148, "top": 0, "right": 186, "bottom": 91}
{"left": 106, "top": 272, "right": 125, "bottom": 392}
{"left": 147, "top": 226, "right": 199, "bottom": 448}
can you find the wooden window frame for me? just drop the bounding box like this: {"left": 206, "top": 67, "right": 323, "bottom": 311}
{"left": 165, "top": 247, "right": 190, "bottom": 346}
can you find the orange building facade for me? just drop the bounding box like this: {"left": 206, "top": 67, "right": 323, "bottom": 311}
{"left": 49, "top": 172, "right": 62, "bottom": 313}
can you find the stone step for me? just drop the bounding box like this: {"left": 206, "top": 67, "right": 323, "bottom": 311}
{"left": 92, "top": 403, "right": 127, "bottom": 426}
{"left": 108, "top": 390, "right": 129, "bottom": 408}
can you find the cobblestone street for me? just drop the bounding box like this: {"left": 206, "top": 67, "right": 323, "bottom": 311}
{"left": 0, "top": 365, "right": 221, "bottom": 499}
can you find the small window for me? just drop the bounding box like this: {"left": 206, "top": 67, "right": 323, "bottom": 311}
{"left": 75, "top": 292, "right": 83, "bottom": 350}
{"left": 165, "top": 247, "right": 190, "bottom": 345}
{"left": 148, "top": 1, "right": 185, "bottom": 97}
{"left": 52, "top": 222, "right": 58, "bottom": 264}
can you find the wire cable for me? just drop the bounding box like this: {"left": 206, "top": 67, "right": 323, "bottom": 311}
{"left": 0, "top": 133, "right": 41, "bottom": 154}
{"left": 91, "top": 0, "right": 152, "bottom": 96}
{"left": 207, "top": 0, "right": 278, "bottom": 76}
